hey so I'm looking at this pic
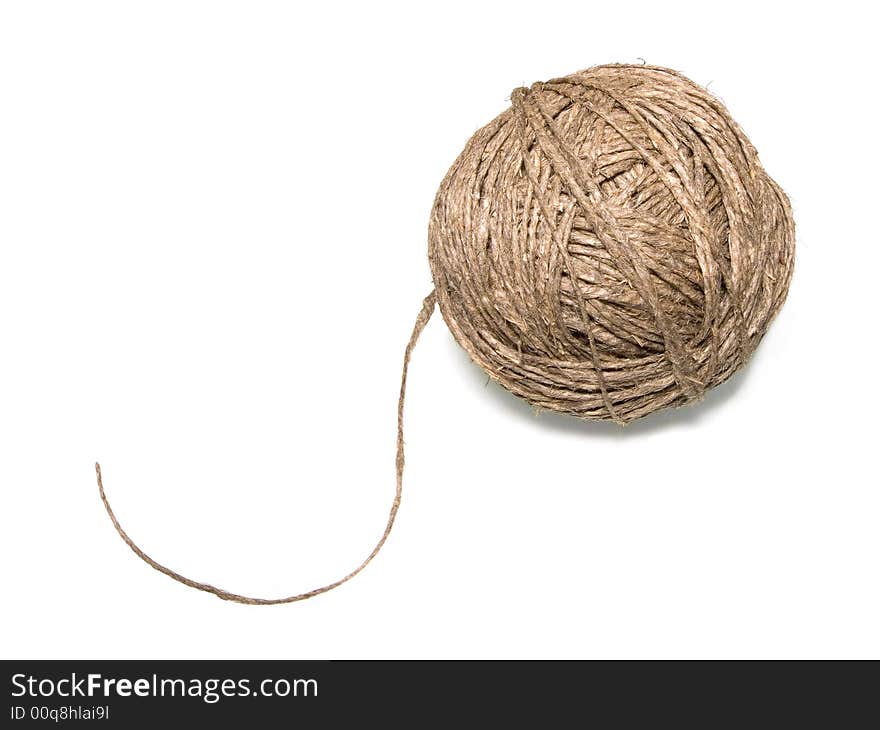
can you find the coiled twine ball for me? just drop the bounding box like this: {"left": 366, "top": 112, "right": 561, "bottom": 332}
{"left": 429, "top": 64, "right": 795, "bottom": 423}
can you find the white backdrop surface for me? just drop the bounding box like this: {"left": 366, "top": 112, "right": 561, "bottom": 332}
{"left": 1, "top": 0, "right": 877, "bottom": 659}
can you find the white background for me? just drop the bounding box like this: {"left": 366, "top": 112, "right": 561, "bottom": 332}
{"left": 1, "top": 1, "right": 877, "bottom": 659}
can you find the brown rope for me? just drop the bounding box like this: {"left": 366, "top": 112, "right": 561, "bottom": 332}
{"left": 97, "top": 64, "right": 794, "bottom": 602}
{"left": 428, "top": 64, "right": 794, "bottom": 422}
{"left": 96, "top": 291, "right": 436, "bottom": 604}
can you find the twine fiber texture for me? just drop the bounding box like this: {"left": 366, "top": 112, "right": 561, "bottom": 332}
{"left": 430, "top": 64, "right": 794, "bottom": 423}
{"left": 97, "top": 64, "right": 794, "bottom": 603}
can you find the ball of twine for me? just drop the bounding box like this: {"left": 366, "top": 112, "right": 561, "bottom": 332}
{"left": 429, "top": 64, "right": 794, "bottom": 423}
{"left": 96, "top": 64, "right": 794, "bottom": 603}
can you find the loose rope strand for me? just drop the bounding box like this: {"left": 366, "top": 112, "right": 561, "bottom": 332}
{"left": 95, "top": 291, "right": 436, "bottom": 604}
